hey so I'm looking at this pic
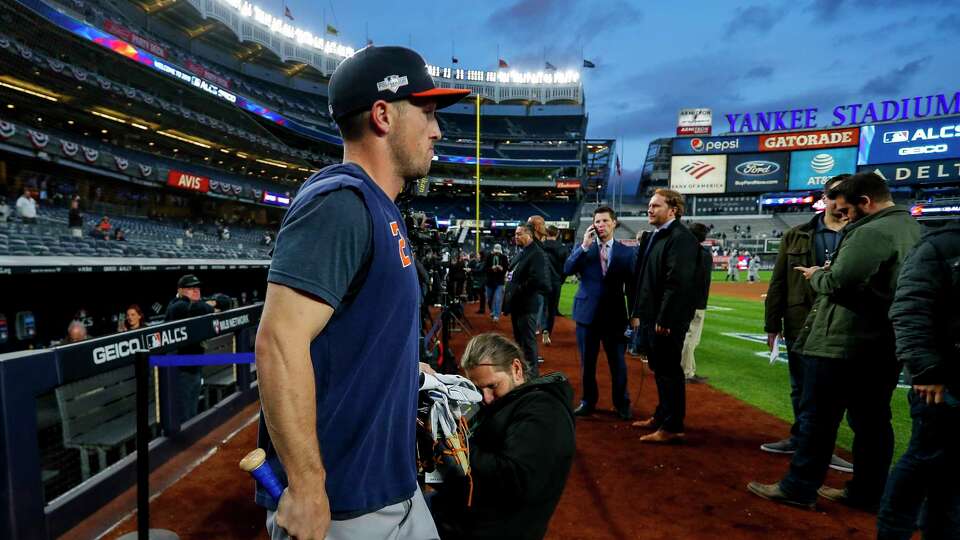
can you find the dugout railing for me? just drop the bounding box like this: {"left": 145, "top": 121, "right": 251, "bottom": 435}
{"left": 0, "top": 303, "right": 263, "bottom": 539}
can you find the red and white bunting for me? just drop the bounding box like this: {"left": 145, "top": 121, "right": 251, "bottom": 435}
{"left": 61, "top": 139, "right": 79, "bottom": 156}
{"left": 27, "top": 129, "right": 49, "bottom": 149}
{"left": 81, "top": 146, "right": 99, "bottom": 163}
{"left": 0, "top": 120, "right": 16, "bottom": 139}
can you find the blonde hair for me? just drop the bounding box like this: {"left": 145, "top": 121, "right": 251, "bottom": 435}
{"left": 654, "top": 188, "right": 686, "bottom": 218}
{"left": 460, "top": 333, "right": 526, "bottom": 373}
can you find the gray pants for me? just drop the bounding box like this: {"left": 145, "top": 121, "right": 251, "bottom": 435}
{"left": 266, "top": 485, "right": 439, "bottom": 540}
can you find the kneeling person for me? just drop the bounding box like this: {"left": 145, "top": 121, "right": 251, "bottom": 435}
{"left": 430, "top": 333, "right": 575, "bottom": 540}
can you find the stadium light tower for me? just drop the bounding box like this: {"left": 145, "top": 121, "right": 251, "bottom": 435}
{"left": 475, "top": 93, "right": 480, "bottom": 254}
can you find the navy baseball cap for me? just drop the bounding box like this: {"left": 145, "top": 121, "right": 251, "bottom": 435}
{"left": 328, "top": 46, "right": 471, "bottom": 122}
{"left": 177, "top": 274, "right": 202, "bottom": 288}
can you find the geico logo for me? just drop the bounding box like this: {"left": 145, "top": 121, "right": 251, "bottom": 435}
{"left": 898, "top": 144, "right": 948, "bottom": 156}
{"left": 93, "top": 338, "right": 142, "bottom": 365}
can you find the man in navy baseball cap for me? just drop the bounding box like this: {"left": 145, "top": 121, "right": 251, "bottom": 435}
{"left": 328, "top": 45, "right": 470, "bottom": 122}
{"left": 257, "top": 45, "right": 469, "bottom": 540}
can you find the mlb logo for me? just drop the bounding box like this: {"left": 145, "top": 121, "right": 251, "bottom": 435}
{"left": 883, "top": 131, "right": 909, "bottom": 144}
{"left": 212, "top": 320, "right": 221, "bottom": 334}
{"left": 146, "top": 333, "right": 161, "bottom": 349}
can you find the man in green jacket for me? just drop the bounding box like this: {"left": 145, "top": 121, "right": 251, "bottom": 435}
{"left": 762, "top": 175, "right": 852, "bottom": 476}
{"left": 749, "top": 172, "right": 921, "bottom": 511}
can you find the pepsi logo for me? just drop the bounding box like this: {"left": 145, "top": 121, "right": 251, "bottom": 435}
{"left": 690, "top": 138, "right": 704, "bottom": 151}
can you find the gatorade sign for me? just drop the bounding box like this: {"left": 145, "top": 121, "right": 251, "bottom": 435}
{"left": 759, "top": 128, "right": 859, "bottom": 151}
{"left": 167, "top": 170, "right": 210, "bottom": 192}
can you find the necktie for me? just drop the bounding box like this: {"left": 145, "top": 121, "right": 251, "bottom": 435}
{"left": 600, "top": 242, "right": 609, "bottom": 276}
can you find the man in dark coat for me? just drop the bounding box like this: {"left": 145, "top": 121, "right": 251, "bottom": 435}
{"left": 878, "top": 220, "right": 960, "bottom": 538}
{"left": 165, "top": 274, "right": 215, "bottom": 420}
{"left": 503, "top": 224, "right": 550, "bottom": 377}
{"left": 630, "top": 189, "right": 700, "bottom": 443}
{"left": 541, "top": 225, "right": 569, "bottom": 345}
{"left": 681, "top": 223, "right": 712, "bottom": 383}
{"left": 430, "top": 333, "right": 575, "bottom": 540}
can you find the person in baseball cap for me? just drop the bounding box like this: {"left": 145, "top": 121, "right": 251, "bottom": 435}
{"left": 177, "top": 274, "right": 202, "bottom": 288}
{"left": 328, "top": 45, "right": 470, "bottom": 122}
{"left": 256, "top": 46, "right": 466, "bottom": 540}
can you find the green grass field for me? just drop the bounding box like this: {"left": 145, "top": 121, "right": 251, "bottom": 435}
{"left": 558, "top": 280, "right": 913, "bottom": 460}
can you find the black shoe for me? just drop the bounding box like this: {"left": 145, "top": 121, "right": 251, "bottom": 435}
{"left": 616, "top": 405, "right": 633, "bottom": 421}
{"left": 760, "top": 438, "right": 797, "bottom": 454}
{"left": 829, "top": 455, "right": 854, "bottom": 474}
{"left": 685, "top": 375, "right": 709, "bottom": 384}
{"left": 747, "top": 482, "right": 816, "bottom": 510}
{"left": 573, "top": 403, "right": 595, "bottom": 417}
{"left": 817, "top": 486, "right": 878, "bottom": 513}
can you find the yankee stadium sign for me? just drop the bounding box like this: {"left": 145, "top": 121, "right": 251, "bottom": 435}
{"left": 724, "top": 92, "right": 960, "bottom": 133}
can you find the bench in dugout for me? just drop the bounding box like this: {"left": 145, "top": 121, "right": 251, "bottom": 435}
{"left": 200, "top": 333, "right": 238, "bottom": 408}
{"left": 55, "top": 366, "right": 156, "bottom": 480}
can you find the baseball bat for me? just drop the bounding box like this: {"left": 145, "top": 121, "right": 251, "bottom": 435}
{"left": 239, "top": 448, "right": 283, "bottom": 502}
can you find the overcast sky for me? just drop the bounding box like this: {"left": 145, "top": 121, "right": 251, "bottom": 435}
{"left": 280, "top": 0, "right": 960, "bottom": 194}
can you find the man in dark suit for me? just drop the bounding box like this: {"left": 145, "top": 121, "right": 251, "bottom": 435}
{"left": 631, "top": 189, "right": 700, "bottom": 443}
{"left": 541, "top": 225, "right": 569, "bottom": 346}
{"left": 564, "top": 206, "right": 635, "bottom": 420}
{"left": 503, "top": 224, "right": 550, "bottom": 377}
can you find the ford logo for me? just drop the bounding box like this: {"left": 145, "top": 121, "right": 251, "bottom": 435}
{"left": 735, "top": 161, "right": 780, "bottom": 176}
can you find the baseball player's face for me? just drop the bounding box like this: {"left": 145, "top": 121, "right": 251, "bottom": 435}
{"left": 466, "top": 360, "right": 525, "bottom": 406}
{"left": 389, "top": 99, "right": 441, "bottom": 182}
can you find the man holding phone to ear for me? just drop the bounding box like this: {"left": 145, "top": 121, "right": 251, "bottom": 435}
{"left": 565, "top": 206, "right": 635, "bottom": 420}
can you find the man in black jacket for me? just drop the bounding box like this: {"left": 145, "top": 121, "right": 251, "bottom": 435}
{"left": 877, "top": 220, "right": 960, "bottom": 539}
{"left": 682, "top": 223, "right": 712, "bottom": 383}
{"left": 504, "top": 224, "right": 550, "bottom": 377}
{"left": 165, "top": 274, "right": 215, "bottom": 420}
{"left": 430, "top": 333, "right": 575, "bottom": 540}
{"left": 630, "top": 189, "right": 700, "bottom": 443}
{"left": 541, "top": 225, "right": 569, "bottom": 346}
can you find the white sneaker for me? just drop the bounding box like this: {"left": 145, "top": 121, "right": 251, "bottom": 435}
{"left": 542, "top": 331, "right": 551, "bottom": 345}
